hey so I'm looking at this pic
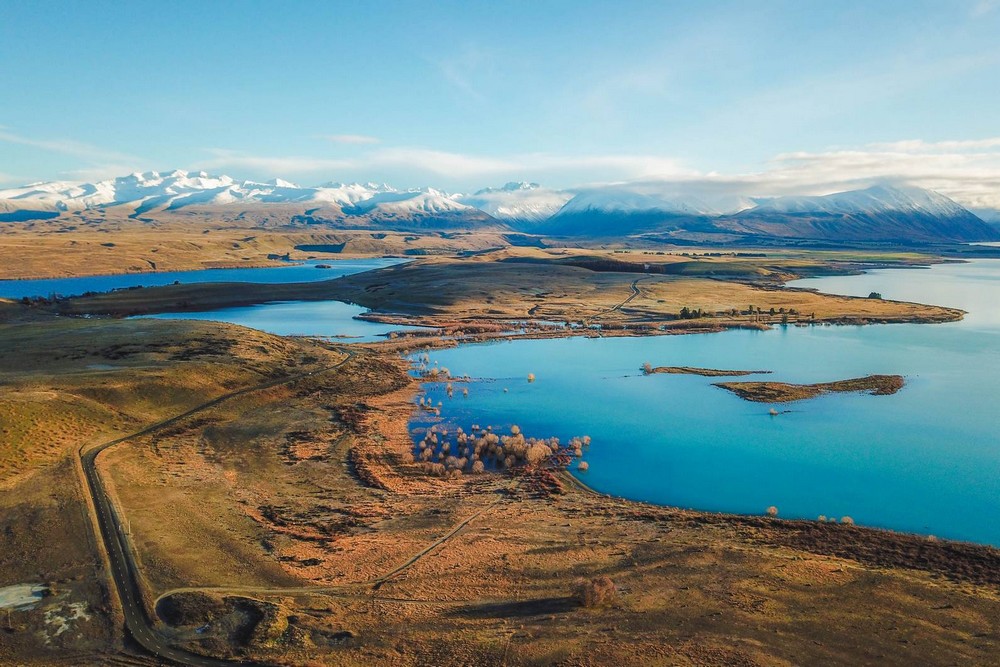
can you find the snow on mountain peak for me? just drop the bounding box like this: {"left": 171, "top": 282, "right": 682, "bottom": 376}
{"left": 267, "top": 178, "right": 299, "bottom": 189}
{"left": 347, "top": 188, "right": 475, "bottom": 216}
{"left": 0, "top": 172, "right": 987, "bottom": 238}
{"left": 459, "top": 183, "right": 570, "bottom": 223}
{"left": 747, "top": 183, "right": 970, "bottom": 218}
{"left": 555, "top": 189, "right": 714, "bottom": 217}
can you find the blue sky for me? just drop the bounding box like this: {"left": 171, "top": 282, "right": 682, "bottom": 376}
{"left": 2, "top": 0, "right": 999, "bottom": 205}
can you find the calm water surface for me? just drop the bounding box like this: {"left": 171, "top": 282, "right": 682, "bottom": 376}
{"left": 9, "top": 254, "right": 998, "bottom": 543}
{"left": 0, "top": 257, "right": 407, "bottom": 299}
{"left": 415, "top": 260, "right": 1000, "bottom": 546}
{"left": 2, "top": 257, "right": 416, "bottom": 342}
{"left": 143, "top": 300, "right": 420, "bottom": 343}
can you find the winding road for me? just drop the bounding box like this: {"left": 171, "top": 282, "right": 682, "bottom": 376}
{"left": 80, "top": 347, "right": 540, "bottom": 665}
{"left": 79, "top": 353, "right": 354, "bottom": 666}
{"left": 603, "top": 276, "right": 648, "bottom": 316}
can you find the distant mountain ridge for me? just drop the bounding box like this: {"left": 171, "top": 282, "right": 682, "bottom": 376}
{"left": 717, "top": 185, "right": 996, "bottom": 243}
{"left": 1, "top": 171, "right": 996, "bottom": 243}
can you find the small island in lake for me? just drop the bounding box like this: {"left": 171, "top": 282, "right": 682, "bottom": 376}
{"left": 641, "top": 364, "right": 771, "bottom": 377}
{"left": 715, "top": 374, "right": 905, "bottom": 402}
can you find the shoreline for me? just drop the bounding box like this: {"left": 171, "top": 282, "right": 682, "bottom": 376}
{"left": 402, "top": 354, "right": 998, "bottom": 561}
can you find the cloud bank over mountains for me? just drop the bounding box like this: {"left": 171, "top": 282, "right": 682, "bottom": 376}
{"left": 2, "top": 125, "right": 999, "bottom": 213}
{"left": 1, "top": 167, "right": 997, "bottom": 244}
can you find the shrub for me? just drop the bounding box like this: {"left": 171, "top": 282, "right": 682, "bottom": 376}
{"left": 526, "top": 443, "right": 552, "bottom": 465}
{"left": 840, "top": 516, "right": 854, "bottom": 525}
{"left": 577, "top": 461, "right": 589, "bottom": 472}
{"left": 573, "top": 576, "right": 617, "bottom": 608}
{"left": 766, "top": 506, "right": 778, "bottom": 517}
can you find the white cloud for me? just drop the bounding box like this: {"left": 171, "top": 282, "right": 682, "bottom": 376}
{"left": 194, "top": 145, "right": 692, "bottom": 187}
{"left": 321, "top": 134, "right": 380, "bottom": 145}
{"left": 972, "top": 0, "right": 1000, "bottom": 16}
{"left": 866, "top": 138, "right": 1000, "bottom": 152}
{"left": 626, "top": 138, "right": 1000, "bottom": 210}
{"left": 8, "top": 132, "right": 999, "bottom": 212}
{"left": 0, "top": 128, "right": 140, "bottom": 165}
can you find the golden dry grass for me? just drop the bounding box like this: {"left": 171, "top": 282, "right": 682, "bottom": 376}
{"left": 54, "top": 249, "right": 962, "bottom": 333}
{"left": 87, "top": 335, "right": 1000, "bottom": 666}
{"left": 2, "top": 242, "right": 998, "bottom": 665}
{"left": 0, "top": 221, "right": 511, "bottom": 279}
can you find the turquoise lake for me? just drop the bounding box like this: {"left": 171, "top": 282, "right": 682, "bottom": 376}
{"left": 0, "top": 257, "right": 417, "bottom": 343}
{"left": 5, "top": 255, "right": 998, "bottom": 544}
{"left": 141, "top": 300, "right": 420, "bottom": 343}
{"left": 413, "top": 260, "right": 1000, "bottom": 546}
{"left": 0, "top": 257, "right": 407, "bottom": 299}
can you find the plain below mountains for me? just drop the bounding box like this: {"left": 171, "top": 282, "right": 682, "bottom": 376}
{"left": 0, "top": 171, "right": 996, "bottom": 245}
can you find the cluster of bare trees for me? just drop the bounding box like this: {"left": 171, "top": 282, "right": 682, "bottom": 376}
{"left": 410, "top": 423, "right": 592, "bottom": 479}
{"left": 416, "top": 395, "right": 443, "bottom": 416}
{"left": 817, "top": 514, "right": 855, "bottom": 525}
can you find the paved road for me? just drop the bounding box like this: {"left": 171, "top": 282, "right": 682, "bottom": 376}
{"left": 612, "top": 277, "right": 646, "bottom": 312}
{"left": 79, "top": 353, "right": 353, "bottom": 666}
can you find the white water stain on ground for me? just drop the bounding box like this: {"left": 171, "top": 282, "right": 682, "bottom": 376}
{"left": 0, "top": 583, "right": 48, "bottom": 610}
{"left": 43, "top": 602, "right": 91, "bottom": 642}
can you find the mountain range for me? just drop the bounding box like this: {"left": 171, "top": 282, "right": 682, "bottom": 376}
{"left": 1, "top": 170, "right": 997, "bottom": 244}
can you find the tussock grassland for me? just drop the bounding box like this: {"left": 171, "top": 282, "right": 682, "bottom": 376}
{"left": 0, "top": 221, "right": 510, "bottom": 279}
{"left": 55, "top": 248, "right": 963, "bottom": 333}
{"left": 2, "top": 313, "right": 995, "bottom": 666}
{"left": 0, "top": 317, "right": 345, "bottom": 664}
{"left": 2, "top": 242, "right": 998, "bottom": 665}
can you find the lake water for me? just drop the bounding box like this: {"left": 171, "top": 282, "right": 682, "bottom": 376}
{"left": 9, "top": 253, "right": 998, "bottom": 544}
{"left": 1, "top": 257, "right": 418, "bottom": 342}
{"left": 0, "top": 257, "right": 407, "bottom": 299}
{"left": 413, "top": 259, "right": 1000, "bottom": 546}
{"left": 142, "top": 300, "right": 420, "bottom": 343}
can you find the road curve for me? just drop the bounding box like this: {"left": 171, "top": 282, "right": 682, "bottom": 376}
{"left": 602, "top": 276, "right": 648, "bottom": 316}
{"left": 79, "top": 352, "right": 353, "bottom": 666}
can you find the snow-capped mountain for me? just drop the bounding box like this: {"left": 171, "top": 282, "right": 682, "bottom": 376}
{"left": 346, "top": 188, "right": 475, "bottom": 216}
{"left": 0, "top": 171, "right": 488, "bottom": 226}
{"left": 554, "top": 189, "right": 715, "bottom": 217}
{"left": 0, "top": 172, "right": 995, "bottom": 243}
{"left": 723, "top": 184, "right": 996, "bottom": 243}
{"left": 312, "top": 181, "right": 397, "bottom": 207}
{"left": 536, "top": 188, "right": 717, "bottom": 236}
{"left": 746, "top": 185, "right": 971, "bottom": 218}
{"left": 457, "top": 182, "right": 572, "bottom": 223}
{"left": 0, "top": 170, "right": 237, "bottom": 211}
